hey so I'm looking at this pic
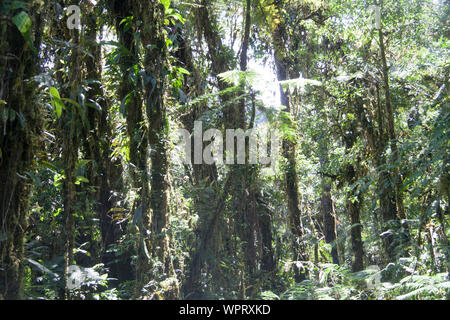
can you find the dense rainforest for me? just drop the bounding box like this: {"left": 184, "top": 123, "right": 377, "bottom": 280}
{"left": 0, "top": 0, "right": 448, "bottom": 301}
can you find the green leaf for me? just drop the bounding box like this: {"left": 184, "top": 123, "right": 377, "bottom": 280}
{"left": 12, "top": 11, "right": 36, "bottom": 53}
{"left": 75, "top": 176, "right": 89, "bottom": 185}
{"left": 160, "top": 0, "right": 171, "bottom": 12}
{"left": 61, "top": 97, "right": 81, "bottom": 109}
{"left": 27, "top": 259, "right": 59, "bottom": 279}
{"left": 12, "top": 11, "right": 31, "bottom": 35}
{"left": 120, "top": 92, "right": 134, "bottom": 115}
{"left": 167, "top": 11, "right": 185, "bottom": 24}
{"left": 50, "top": 87, "right": 64, "bottom": 118}
{"left": 39, "top": 160, "right": 59, "bottom": 173}
{"left": 177, "top": 67, "right": 190, "bottom": 75}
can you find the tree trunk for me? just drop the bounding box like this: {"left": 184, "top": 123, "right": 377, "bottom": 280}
{"left": 0, "top": 4, "right": 42, "bottom": 299}
{"left": 61, "top": 25, "right": 81, "bottom": 299}
{"left": 273, "top": 20, "right": 308, "bottom": 282}
{"left": 321, "top": 182, "right": 339, "bottom": 265}
{"left": 347, "top": 165, "right": 364, "bottom": 272}
{"left": 377, "top": 11, "right": 410, "bottom": 261}
{"left": 83, "top": 9, "right": 127, "bottom": 281}
{"left": 132, "top": 0, "right": 175, "bottom": 297}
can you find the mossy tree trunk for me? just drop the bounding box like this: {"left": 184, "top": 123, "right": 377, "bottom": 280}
{"left": 272, "top": 18, "right": 308, "bottom": 282}
{"left": 0, "top": 3, "right": 42, "bottom": 299}
{"left": 132, "top": 0, "right": 176, "bottom": 297}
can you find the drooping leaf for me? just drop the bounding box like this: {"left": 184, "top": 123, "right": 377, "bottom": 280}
{"left": 12, "top": 11, "right": 31, "bottom": 35}
{"left": 12, "top": 11, "right": 36, "bottom": 52}
{"left": 27, "top": 259, "right": 59, "bottom": 279}
{"left": 49, "top": 87, "right": 64, "bottom": 118}
{"left": 75, "top": 176, "right": 89, "bottom": 185}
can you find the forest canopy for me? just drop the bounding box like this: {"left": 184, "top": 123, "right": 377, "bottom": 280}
{"left": 0, "top": 0, "right": 448, "bottom": 300}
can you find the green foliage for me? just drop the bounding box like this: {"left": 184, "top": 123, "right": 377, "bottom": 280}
{"left": 12, "top": 10, "right": 36, "bottom": 52}
{"left": 2, "top": 0, "right": 448, "bottom": 301}
{"left": 49, "top": 87, "right": 64, "bottom": 118}
{"left": 274, "top": 260, "right": 449, "bottom": 300}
